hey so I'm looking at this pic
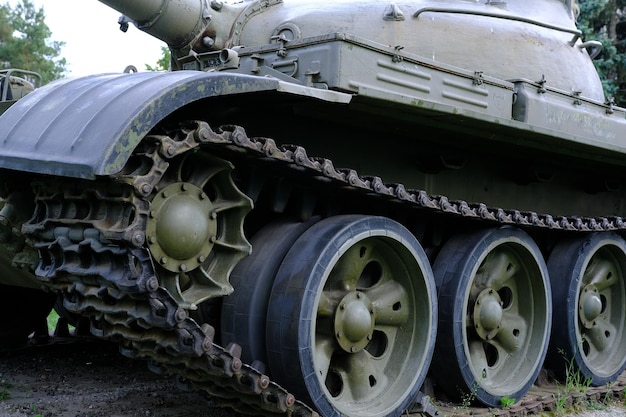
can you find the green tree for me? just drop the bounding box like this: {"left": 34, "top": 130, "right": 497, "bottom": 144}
{"left": 577, "top": 0, "right": 626, "bottom": 105}
{"left": 145, "top": 46, "right": 171, "bottom": 72}
{"left": 0, "top": 0, "right": 66, "bottom": 83}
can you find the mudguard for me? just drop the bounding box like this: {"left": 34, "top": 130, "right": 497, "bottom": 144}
{"left": 0, "top": 71, "right": 282, "bottom": 179}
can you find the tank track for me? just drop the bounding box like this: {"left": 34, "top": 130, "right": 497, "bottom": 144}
{"left": 14, "top": 120, "right": 626, "bottom": 417}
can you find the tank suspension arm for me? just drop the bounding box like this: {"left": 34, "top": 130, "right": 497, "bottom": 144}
{"left": 413, "top": 8, "right": 582, "bottom": 46}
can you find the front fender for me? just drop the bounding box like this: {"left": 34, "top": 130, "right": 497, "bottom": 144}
{"left": 0, "top": 71, "right": 281, "bottom": 178}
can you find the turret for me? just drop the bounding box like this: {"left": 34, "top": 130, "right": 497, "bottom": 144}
{"left": 101, "top": 0, "right": 606, "bottom": 101}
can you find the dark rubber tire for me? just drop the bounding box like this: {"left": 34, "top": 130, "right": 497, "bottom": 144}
{"left": 546, "top": 232, "right": 626, "bottom": 386}
{"left": 220, "top": 217, "right": 318, "bottom": 366}
{"left": 432, "top": 227, "right": 551, "bottom": 407}
{"left": 266, "top": 215, "right": 437, "bottom": 417}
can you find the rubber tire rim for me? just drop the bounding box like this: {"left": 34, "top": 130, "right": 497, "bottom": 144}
{"left": 432, "top": 226, "right": 551, "bottom": 407}
{"left": 547, "top": 232, "right": 626, "bottom": 385}
{"left": 220, "top": 217, "right": 319, "bottom": 367}
{"left": 266, "top": 215, "right": 437, "bottom": 417}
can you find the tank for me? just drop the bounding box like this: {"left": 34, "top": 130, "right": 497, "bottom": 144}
{"left": 0, "top": 69, "right": 41, "bottom": 113}
{"left": 1, "top": 1, "right": 626, "bottom": 415}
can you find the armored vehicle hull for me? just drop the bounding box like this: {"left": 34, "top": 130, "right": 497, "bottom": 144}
{"left": 1, "top": 1, "right": 626, "bottom": 416}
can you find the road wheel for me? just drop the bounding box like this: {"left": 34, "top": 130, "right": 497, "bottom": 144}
{"left": 547, "top": 232, "right": 626, "bottom": 385}
{"left": 266, "top": 215, "right": 437, "bottom": 417}
{"left": 432, "top": 227, "right": 551, "bottom": 407}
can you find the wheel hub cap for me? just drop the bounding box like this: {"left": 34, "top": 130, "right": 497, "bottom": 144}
{"left": 146, "top": 182, "right": 217, "bottom": 273}
{"left": 334, "top": 291, "right": 375, "bottom": 353}
{"left": 474, "top": 289, "right": 503, "bottom": 340}
{"left": 579, "top": 284, "right": 602, "bottom": 329}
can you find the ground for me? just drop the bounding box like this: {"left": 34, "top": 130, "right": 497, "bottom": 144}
{"left": 0, "top": 340, "right": 623, "bottom": 417}
{"left": 0, "top": 340, "right": 240, "bottom": 417}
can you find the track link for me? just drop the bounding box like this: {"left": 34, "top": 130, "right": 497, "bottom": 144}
{"left": 14, "top": 120, "right": 626, "bottom": 417}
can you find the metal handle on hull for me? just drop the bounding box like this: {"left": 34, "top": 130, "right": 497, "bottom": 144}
{"left": 578, "top": 40, "right": 603, "bottom": 59}
{"left": 413, "top": 7, "right": 582, "bottom": 46}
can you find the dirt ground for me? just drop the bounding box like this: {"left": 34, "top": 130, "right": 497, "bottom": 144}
{"left": 0, "top": 339, "right": 624, "bottom": 417}
{"left": 0, "top": 340, "right": 241, "bottom": 417}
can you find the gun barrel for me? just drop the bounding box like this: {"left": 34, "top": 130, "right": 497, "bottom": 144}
{"left": 98, "top": 0, "right": 209, "bottom": 49}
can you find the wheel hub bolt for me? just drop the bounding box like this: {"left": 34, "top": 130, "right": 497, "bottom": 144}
{"left": 480, "top": 298, "right": 503, "bottom": 331}
{"left": 146, "top": 182, "right": 217, "bottom": 273}
{"left": 344, "top": 303, "right": 372, "bottom": 342}
{"left": 579, "top": 285, "right": 602, "bottom": 329}
{"left": 474, "top": 288, "right": 504, "bottom": 340}
{"left": 334, "top": 291, "right": 376, "bottom": 353}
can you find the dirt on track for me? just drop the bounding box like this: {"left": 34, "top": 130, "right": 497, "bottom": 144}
{"left": 0, "top": 339, "right": 241, "bottom": 417}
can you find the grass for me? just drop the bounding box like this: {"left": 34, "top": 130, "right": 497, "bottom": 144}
{"left": 0, "top": 381, "right": 14, "bottom": 401}
{"left": 552, "top": 349, "right": 594, "bottom": 415}
{"left": 46, "top": 308, "right": 76, "bottom": 335}
{"left": 563, "top": 359, "right": 592, "bottom": 394}
{"left": 46, "top": 309, "right": 60, "bottom": 333}
{"left": 459, "top": 383, "right": 479, "bottom": 409}
{"left": 500, "top": 396, "right": 516, "bottom": 409}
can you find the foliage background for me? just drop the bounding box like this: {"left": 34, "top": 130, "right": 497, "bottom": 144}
{"left": 0, "top": 0, "right": 66, "bottom": 84}
{"left": 578, "top": 0, "right": 626, "bottom": 105}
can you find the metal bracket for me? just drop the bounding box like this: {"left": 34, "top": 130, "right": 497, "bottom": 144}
{"left": 250, "top": 54, "right": 264, "bottom": 74}
{"left": 392, "top": 45, "right": 404, "bottom": 63}
{"left": 271, "top": 34, "right": 290, "bottom": 57}
{"left": 605, "top": 97, "right": 615, "bottom": 115}
{"left": 473, "top": 71, "right": 484, "bottom": 86}
{"left": 117, "top": 15, "right": 134, "bottom": 33}
{"left": 305, "top": 61, "right": 321, "bottom": 87}
{"left": 384, "top": 3, "right": 405, "bottom": 21}
{"left": 536, "top": 75, "right": 547, "bottom": 94}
